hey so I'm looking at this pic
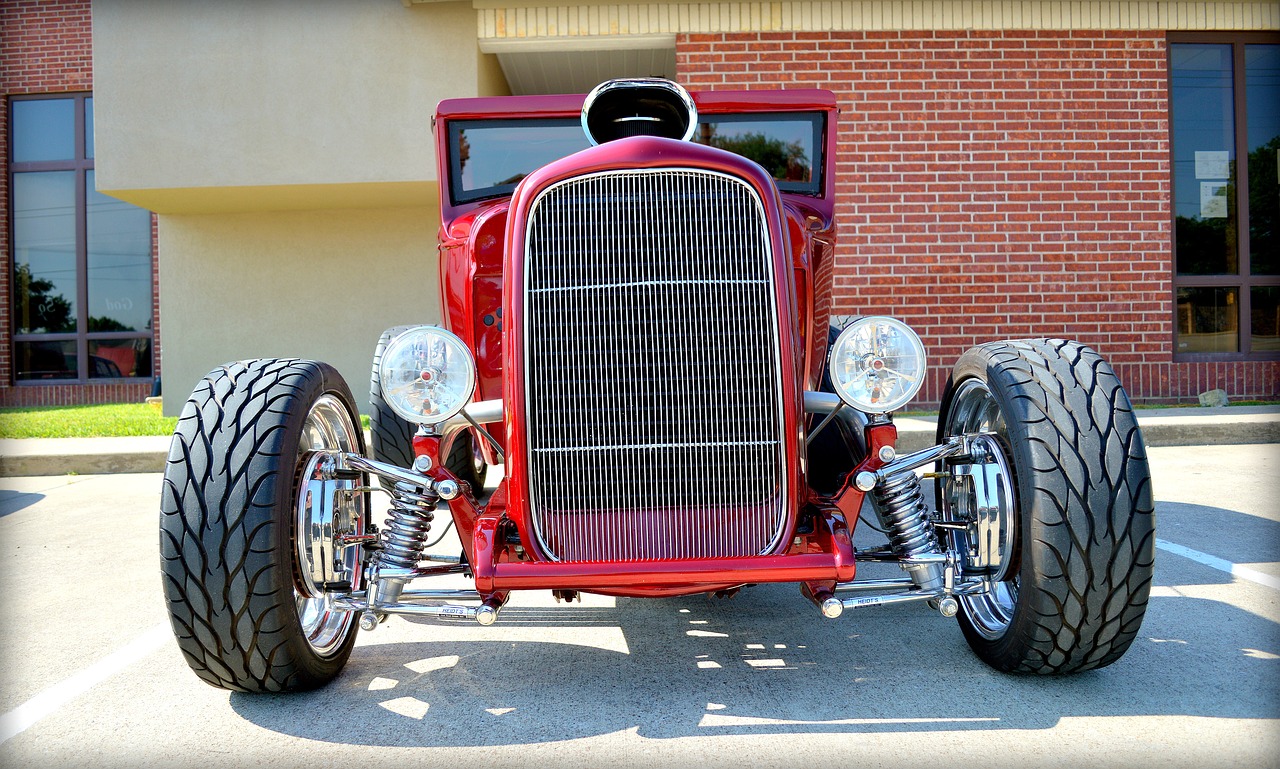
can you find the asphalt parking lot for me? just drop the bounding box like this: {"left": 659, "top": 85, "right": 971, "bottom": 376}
{"left": 0, "top": 443, "right": 1276, "bottom": 769}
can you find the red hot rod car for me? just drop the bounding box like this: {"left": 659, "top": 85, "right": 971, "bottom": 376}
{"left": 160, "top": 79, "right": 1154, "bottom": 692}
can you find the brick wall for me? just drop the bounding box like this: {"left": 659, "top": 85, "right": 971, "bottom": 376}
{"left": 678, "top": 30, "right": 1279, "bottom": 405}
{"left": 1, "top": 0, "right": 158, "bottom": 407}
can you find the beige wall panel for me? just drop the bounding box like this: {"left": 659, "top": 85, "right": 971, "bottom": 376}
{"left": 158, "top": 206, "right": 442, "bottom": 416}
{"left": 93, "top": 0, "right": 479, "bottom": 199}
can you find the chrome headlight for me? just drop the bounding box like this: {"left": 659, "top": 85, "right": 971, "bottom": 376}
{"left": 378, "top": 326, "right": 476, "bottom": 425}
{"left": 829, "top": 317, "right": 927, "bottom": 414}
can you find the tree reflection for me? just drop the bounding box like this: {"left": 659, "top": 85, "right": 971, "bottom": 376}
{"left": 13, "top": 263, "right": 73, "bottom": 333}
{"left": 706, "top": 131, "right": 811, "bottom": 183}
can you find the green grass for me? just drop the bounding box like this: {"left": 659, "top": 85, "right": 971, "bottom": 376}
{"left": 0, "top": 403, "right": 179, "bottom": 439}
{"left": 0, "top": 403, "right": 373, "bottom": 439}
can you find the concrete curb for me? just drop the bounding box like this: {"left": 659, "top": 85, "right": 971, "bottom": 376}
{"left": 1, "top": 408, "right": 1277, "bottom": 478}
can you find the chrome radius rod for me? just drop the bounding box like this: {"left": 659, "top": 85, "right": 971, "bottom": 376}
{"left": 335, "top": 588, "right": 503, "bottom": 627}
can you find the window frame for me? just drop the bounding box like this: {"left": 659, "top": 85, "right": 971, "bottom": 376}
{"left": 8, "top": 92, "right": 155, "bottom": 384}
{"left": 1168, "top": 31, "right": 1280, "bottom": 362}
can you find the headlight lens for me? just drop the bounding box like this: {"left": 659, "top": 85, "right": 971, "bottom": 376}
{"left": 378, "top": 326, "right": 476, "bottom": 424}
{"left": 829, "top": 317, "right": 927, "bottom": 414}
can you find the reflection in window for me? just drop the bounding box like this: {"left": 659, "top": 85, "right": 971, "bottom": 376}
{"left": 452, "top": 120, "right": 588, "bottom": 203}
{"left": 692, "top": 114, "right": 819, "bottom": 191}
{"left": 1247, "top": 45, "right": 1279, "bottom": 276}
{"left": 88, "top": 170, "right": 153, "bottom": 333}
{"left": 447, "top": 112, "right": 825, "bottom": 204}
{"left": 1171, "top": 44, "right": 1236, "bottom": 276}
{"left": 15, "top": 340, "right": 76, "bottom": 381}
{"left": 1170, "top": 38, "right": 1280, "bottom": 358}
{"left": 9, "top": 93, "right": 154, "bottom": 381}
{"left": 1177, "top": 287, "right": 1239, "bottom": 353}
{"left": 1253, "top": 287, "right": 1280, "bottom": 352}
{"left": 13, "top": 172, "right": 77, "bottom": 334}
{"left": 11, "top": 98, "right": 75, "bottom": 162}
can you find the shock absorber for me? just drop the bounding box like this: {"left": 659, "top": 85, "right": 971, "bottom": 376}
{"left": 381, "top": 481, "right": 438, "bottom": 570}
{"left": 871, "top": 469, "right": 946, "bottom": 591}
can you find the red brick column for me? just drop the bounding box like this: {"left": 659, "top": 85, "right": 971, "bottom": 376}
{"left": 1, "top": 0, "right": 158, "bottom": 407}
{"left": 678, "top": 30, "right": 1278, "bottom": 405}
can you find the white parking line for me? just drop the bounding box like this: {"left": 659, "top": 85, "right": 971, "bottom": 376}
{"left": 1156, "top": 538, "right": 1280, "bottom": 591}
{"left": 0, "top": 623, "right": 171, "bottom": 746}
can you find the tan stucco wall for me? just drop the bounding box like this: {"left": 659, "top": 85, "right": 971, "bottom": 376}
{"left": 158, "top": 206, "right": 441, "bottom": 416}
{"left": 92, "top": 0, "right": 489, "bottom": 211}
{"left": 89, "top": 1, "right": 511, "bottom": 414}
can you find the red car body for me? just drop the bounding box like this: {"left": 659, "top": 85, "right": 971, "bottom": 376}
{"left": 427, "top": 88, "right": 888, "bottom": 602}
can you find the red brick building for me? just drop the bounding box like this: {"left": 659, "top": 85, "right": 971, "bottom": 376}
{"left": 9, "top": 2, "right": 1280, "bottom": 411}
{"left": 678, "top": 30, "right": 1274, "bottom": 404}
{"left": 2, "top": 0, "right": 158, "bottom": 407}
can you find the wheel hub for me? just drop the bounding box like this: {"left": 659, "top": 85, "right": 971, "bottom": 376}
{"left": 946, "top": 433, "right": 1017, "bottom": 582}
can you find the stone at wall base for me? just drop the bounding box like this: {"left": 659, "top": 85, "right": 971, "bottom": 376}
{"left": 1198, "top": 389, "right": 1230, "bottom": 408}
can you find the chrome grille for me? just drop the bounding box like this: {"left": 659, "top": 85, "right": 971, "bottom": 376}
{"left": 522, "top": 168, "right": 787, "bottom": 562}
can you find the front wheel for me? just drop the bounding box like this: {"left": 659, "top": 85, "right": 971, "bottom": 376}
{"left": 160, "top": 359, "right": 366, "bottom": 691}
{"left": 937, "top": 339, "right": 1155, "bottom": 674}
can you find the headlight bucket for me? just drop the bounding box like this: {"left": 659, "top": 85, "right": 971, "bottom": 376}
{"left": 828, "top": 317, "right": 927, "bottom": 414}
{"left": 378, "top": 326, "right": 476, "bottom": 425}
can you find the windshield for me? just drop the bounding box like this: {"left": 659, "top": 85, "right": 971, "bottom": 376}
{"left": 447, "top": 112, "right": 826, "bottom": 204}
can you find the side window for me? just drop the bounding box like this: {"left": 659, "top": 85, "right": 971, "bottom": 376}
{"left": 1170, "top": 37, "right": 1280, "bottom": 358}
{"left": 9, "top": 94, "right": 155, "bottom": 381}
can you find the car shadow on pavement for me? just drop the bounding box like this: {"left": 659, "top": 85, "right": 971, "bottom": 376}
{"left": 0, "top": 489, "right": 45, "bottom": 518}
{"left": 228, "top": 572, "right": 1280, "bottom": 747}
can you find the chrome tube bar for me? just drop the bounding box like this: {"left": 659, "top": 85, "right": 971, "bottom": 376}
{"left": 344, "top": 588, "right": 482, "bottom": 602}
{"left": 334, "top": 597, "right": 483, "bottom": 621}
{"left": 436, "top": 399, "right": 503, "bottom": 430}
{"left": 803, "top": 391, "right": 842, "bottom": 414}
{"left": 837, "top": 580, "right": 986, "bottom": 611}
{"left": 373, "top": 563, "right": 468, "bottom": 581}
{"left": 832, "top": 578, "right": 916, "bottom": 593}
{"left": 872, "top": 436, "right": 967, "bottom": 483}
{"left": 342, "top": 453, "right": 439, "bottom": 491}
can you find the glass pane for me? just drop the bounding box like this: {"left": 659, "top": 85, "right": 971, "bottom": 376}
{"left": 693, "top": 113, "right": 823, "bottom": 193}
{"left": 450, "top": 119, "right": 588, "bottom": 203}
{"left": 87, "top": 171, "right": 152, "bottom": 333}
{"left": 1252, "top": 287, "right": 1280, "bottom": 352}
{"left": 11, "top": 98, "right": 75, "bottom": 162}
{"left": 1176, "top": 287, "right": 1240, "bottom": 353}
{"left": 15, "top": 340, "right": 76, "bottom": 381}
{"left": 85, "top": 97, "right": 94, "bottom": 159}
{"left": 1247, "top": 45, "right": 1279, "bottom": 275}
{"left": 89, "top": 339, "right": 151, "bottom": 379}
{"left": 12, "top": 172, "right": 77, "bottom": 334}
{"left": 1171, "top": 44, "right": 1237, "bottom": 275}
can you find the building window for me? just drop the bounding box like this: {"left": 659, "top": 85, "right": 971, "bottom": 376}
{"left": 9, "top": 94, "right": 154, "bottom": 382}
{"left": 1170, "top": 34, "right": 1280, "bottom": 358}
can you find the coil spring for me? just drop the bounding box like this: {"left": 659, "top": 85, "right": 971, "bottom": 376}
{"left": 381, "top": 481, "right": 438, "bottom": 569}
{"left": 872, "top": 470, "right": 939, "bottom": 559}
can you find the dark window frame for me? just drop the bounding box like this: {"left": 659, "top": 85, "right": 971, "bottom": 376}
{"left": 1169, "top": 31, "right": 1280, "bottom": 362}
{"left": 8, "top": 92, "right": 155, "bottom": 384}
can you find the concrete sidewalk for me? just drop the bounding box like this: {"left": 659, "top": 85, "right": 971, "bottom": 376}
{"left": 1, "top": 406, "right": 1277, "bottom": 478}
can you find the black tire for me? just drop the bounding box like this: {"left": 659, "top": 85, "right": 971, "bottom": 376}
{"left": 370, "top": 325, "right": 417, "bottom": 472}
{"left": 936, "top": 338, "right": 1154, "bottom": 674}
{"left": 160, "top": 359, "right": 366, "bottom": 692}
{"left": 369, "top": 325, "right": 487, "bottom": 490}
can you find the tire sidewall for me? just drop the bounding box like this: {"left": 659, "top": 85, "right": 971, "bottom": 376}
{"left": 268, "top": 361, "right": 366, "bottom": 679}
{"left": 938, "top": 344, "right": 1040, "bottom": 666}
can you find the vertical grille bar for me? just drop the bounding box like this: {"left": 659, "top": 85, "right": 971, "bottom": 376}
{"left": 523, "top": 168, "right": 787, "bottom": 562}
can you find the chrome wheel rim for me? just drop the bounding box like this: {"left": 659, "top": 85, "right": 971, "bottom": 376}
{"left": 944, "top": 378, "right": 1020, "bottom": 641}
{"left": 295, "top": 393, "right": 363, "bottom": 657}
